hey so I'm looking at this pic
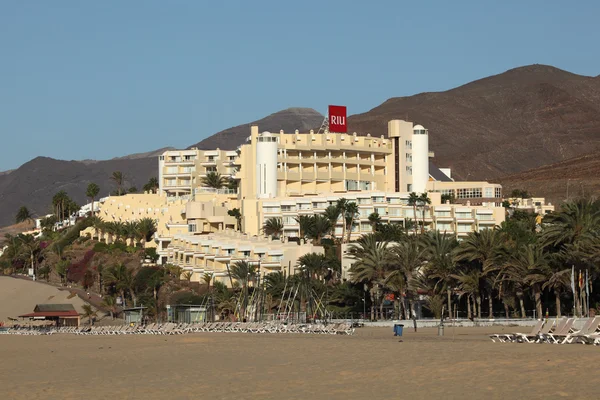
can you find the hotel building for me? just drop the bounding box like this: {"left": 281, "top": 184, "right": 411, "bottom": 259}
{"left": 90, "top": 118, "right": 506, "bottom": 284}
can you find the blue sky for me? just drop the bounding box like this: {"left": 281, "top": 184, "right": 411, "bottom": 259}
{"left": 1, "top": 0, "right": 599, "bottom": 171}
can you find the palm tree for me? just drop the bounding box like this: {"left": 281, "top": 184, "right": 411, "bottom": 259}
{"left": 86, "top": 183, "right": 100, "bottom": 217}
{"left": 111, "top": 171, "right": 125, "bottom": 196}
{"left": 15, "top": 206, "right": 33, "bottom": 224}
{"left": 228, "top": 261, "right": 256, "bottom": 318}
{"left": 336, "top": 199, "right": 349, "bottom": 243}
{"left": 102, "top": 295, "right": 117, "bottom": 319}
{"left": 323, "top": 205, "right": 341, "bottom": 240}
{"left": 295, "top": 215, "right": 314, "bottom": 240}
{"left": 124, "top": 221, "right": 139, "bottom": 246}
{"left": 348, "top": 234, "right": 393, "bottom": 320}
{"left": 263, "top": 217, "right": 284, "bottom": 239}
{"left": 407, "top": 192, "right": 420, "bottom": 235}
{"left": 52, "top": 191, "right": 69, "bottom": 222}
{"left": 136, "top": 218, "right": 157, "bottom": 246}
{"left": 202, "top": 272, "right": 213, "bottom": 292}
{"left": 143, "top": 177, "right": 159, "bottom": 194}
{"left": 454, "top": 229, "right": 505, "bottom": 318}
{"left": 18, "top": 234, "right": 38, "bottom": 280}
{"left": 201, "top": 172, "right": 226, "bottom": 189}
{"left": 81, "top": 304, "right": 97, "bottom": 326}
{"left": 104, "top": 264, "right": 135, "bottom": 307}
{"left": 422, "top": 231, "right": 459, "bottom": 318}
{"left": 388, "top": 237, "right": 426, "bottom": 318}
{"left": 452, "top": 269, "right": 483, "bottom": 319}
{"left": 344, "top": 202, "right": 359, "bottom": 243}
{"left": 308, "top": 215, "right": 331, "bottom": 245}
{"left": 541, "top": 263, "right": 571, "bottom": 317}
{"left": 507, "top": 244, "right": 550, "bottom": 318}
{"left": 368, "top": 212, "right": 381, "bottom": 232}
{"left": 417, "top": 192, "right": 431, "bottom": 234}
{"left": 227, "top": 208, "right": 242, "bottom": 231}
{"left": 297, "top": 253, "right": 330, "bottom": 281}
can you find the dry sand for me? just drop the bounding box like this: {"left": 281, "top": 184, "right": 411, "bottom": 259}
{"left": 0, "top": 276, "right": 87, "bottom": 321}
{"left": 0, "top": 325, "right": 597, "bottom": 400}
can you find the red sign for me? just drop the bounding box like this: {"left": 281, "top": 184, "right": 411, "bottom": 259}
{"left": 328, "top": 105, "right": 347, "bottom": 133}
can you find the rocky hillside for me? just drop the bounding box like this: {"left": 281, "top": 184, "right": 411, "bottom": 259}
{"left": 188, "top": 107, "right": 325, "bottom": 150}
{"left": 347, "top": 64, "right": 600, "bottom": 180}
{"left": 0, "top": 156, "right": 156, "bottom": 227}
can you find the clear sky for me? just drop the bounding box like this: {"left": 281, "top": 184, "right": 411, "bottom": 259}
{"left": 1, "top": 0, "right": 598, "bottom": 171}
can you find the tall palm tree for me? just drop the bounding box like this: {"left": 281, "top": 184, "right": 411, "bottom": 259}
{"left": 422, "top": 231, "right": 459, "bottom": 318}
{"left": 344, "top": 202, "right": 359, "bottom": 243}
{"left": 336, "top": 198, "right": 349, "bottom": 243}
{"left": 15, "top": 206, "right": 33, "bottom": 224}
{"left": 388, "top": 237, "right": 426, "bottom": 318}
{"left": 510, "top": 244, "right": 550, "bottom": 318}
{"left": 541, "top": 263, "right": 571, "bottom": 318}
{"left": 18, "top": 234, "right": 39, "bottom": 280}
{"left": 454, "top": 229, "right": 505, "bottom": 318}
{"left": 263, "top": 217, "right": 284, "bottom": 239}
{"left": 143, "top": 177, "right": 159, "bottom": 194}
{"left": 227, "top": 208, "right": 242, "bottom": 231}
{"left": 104, "top": 264, "right": 135, "bottom": 307}
{"left": 228, "top": 260, "right": 256, "bottom": 318}
{"left": 86, "top": 183, "right": 100, "bottom": 217}
{"left": 452, "top": 269, "right": 483, "bottom": 319}
{"left": 323, "top": 205, "right": 341, "bottom": 240}
{"left": 418, "top": 192, "right": 431, "bottom": 234}
{"left": 102, "top": 295, "right": 117, "bottom": 319}
{"left": 124, "top": 221, "right": 139, "bottom": 246}
{"left": 349, "top": 234, "right": 393, "bottom": 320}
{"left": 297, "top": 252, "right": 330, "bottom": 280}
{"left": 407, "top": 192, "right": 420, "bottom": 235}
{"left": 111, "top": 171, "right": 125, "bottom": 196}
{"left": 52, "top": 191, "right": 69, "bottom": 222}
{"left": 201, "top": 172, "right": 226, "bottom": 189}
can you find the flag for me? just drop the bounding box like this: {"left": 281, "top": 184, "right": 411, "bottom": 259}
{"left": 586, "top": 269, "right": 590, "bottom": 296}
{"left": 570, "top": 266, "right": 575, "bottom": 294}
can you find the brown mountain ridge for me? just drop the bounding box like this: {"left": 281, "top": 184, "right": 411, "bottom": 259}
{"left": 1, "top": 64, "right": 599, "bottom": 227}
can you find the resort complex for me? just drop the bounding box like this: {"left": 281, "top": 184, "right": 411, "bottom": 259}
{"left": 81, "top": 119, "right": 507, "bottom": 284}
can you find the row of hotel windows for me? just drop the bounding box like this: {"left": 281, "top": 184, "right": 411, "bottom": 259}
{"left": 439, "top": 187, "right": 502, "bottom": 199}
{"left": 266, "top": 210, "right": 494, "bottom": 224}
{"left": 274, "top": 222, "right": 488, "bottom": 236}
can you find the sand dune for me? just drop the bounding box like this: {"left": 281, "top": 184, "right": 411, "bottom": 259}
{"left": 0, "top": 326, "right": 597, "bottom": 399}
{"left": 0, "top": 276, "right": 87, "bottom": 322}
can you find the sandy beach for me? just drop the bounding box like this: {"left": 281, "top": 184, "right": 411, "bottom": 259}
{"left": 1, "top": 325, "right": 597, "bottom": 400}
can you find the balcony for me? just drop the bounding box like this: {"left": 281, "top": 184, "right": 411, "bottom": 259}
{"left": 286, "top": 171, "right": 301, "bottom": 181}
{"left": 301, "top": 172, "right": 316, "bottom": 181}
{"left": 316, "top": 171, "right": 330, "bottom": 180}
{"left": 330, "top": 171, "right": 344, "bottom": 180}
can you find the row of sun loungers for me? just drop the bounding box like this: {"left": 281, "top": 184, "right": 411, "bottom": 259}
{"left": 490, "top": 316, "right": 600, "bottom": 345}
{"left": 1, "top": 322, "right": 355, "bottom": 336}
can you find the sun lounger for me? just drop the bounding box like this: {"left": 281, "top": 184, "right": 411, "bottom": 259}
{"left": 490, "top": 319, "right": 544, "bottom": 343}
{"left": 561, "top": 317, "right": 600, "bottom": 344}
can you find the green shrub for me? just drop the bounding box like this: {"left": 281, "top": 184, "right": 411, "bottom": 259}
{"left": 93, "top": 242, "right": 109, "bottom": 252}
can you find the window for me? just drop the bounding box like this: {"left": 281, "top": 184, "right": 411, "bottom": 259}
{"left": 357, "top": 198, "right": 371, "bottom": 205}
{"left": 188, "top": 223, "right": 197, "bottom": 233}
{"left": 387, "top": 197, "right": 401, "bottom": 204}
{"left": 374, "top": 207, "right": 386, "bottom": 215}
{"left": 281, "top": 205, "right": 296, "bottom": 212}
{"left": 435, "top": 210, "right": 451, "bottom": 217}
{"left": 495, "top": 188, "right": 502, "bottom": 198}
{"left": 456, "top": 212, "right": 472, "bottom": 219}
{"left": 405, "top": 140, "right": 412, "bottom": 149}
{"left": 441, "top": 189, "right": 455, "bottom": 197}
{"left": 456, "top": 188, "right": 482, "bottom": 199}
{"left": 477, "top": 214, "right": 494, "bottom": 221}
{"left": 457, "top": 224, "right": 473, "bottom": 233}
{"left": 484, "top": 187, "right": 494, "bottom": 198}
{"left": 437, "top": 222, "right": 453, "bottom": 232}
{"left": 405, "top": 153, "right": 412, "bottom": 162}
{"left": 282, "top": 216, "right": 296, "bottom": 225}
{"left": 263, "top": 206, "right": 280, "bottom": 214}
{"left": 388, "top": 208, "right": 402, "bottom": 217}
{"left": 166, "top": 166, "right": 178, "bottom": 174}
{"left": 359, "top": 209, "right": 372, "bottom": 218}
{"left": 206, "top": 166, "right": 217, "bottom": 173}
{"left": 184, "top": 155, "right": 196, "bottom": 161}
{"left": 372, "top": 196, "right": 385, "bottom": 204}
{"left": 405, "top": 166, "right": 412, "bottom": 175}
{"left": 360, "top": 222, "right": 372, "bottom": 232}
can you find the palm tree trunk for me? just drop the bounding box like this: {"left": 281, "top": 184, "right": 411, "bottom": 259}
{"left": 476, "top": 296, "right": 482, "bottom": 319}
{"left": 413, "top": 205, "right": 418, "bottom": 235}
{"left": 379, "top": 297, "right": 384, "bottom": 321}
{"left": 534, "top": 285, "right": 542, "bottom": 319}
{"left": 554, "top": 290, "right": 561, "bottom": 318}
{"left": 369, "top": 288, "right": 375, "bottom": 321}
{"left": 488, "top": 291, "right": 493, "bottom": 319}
{"left": 447, "top": 289, "right": 452, "bottom": 319}
{"left": 503, "top": 298, "right": 510, "bottom": 319}
{"left": 518, "top": 295, "right": 526, "bottom": 319}
{"left": 467, "top": 295, "right": 472, "bottom": 319}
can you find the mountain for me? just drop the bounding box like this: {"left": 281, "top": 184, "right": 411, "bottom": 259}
{"left": 497, "top": 151, "right": 600, "bottom": 206}
{"left": 188, "top": 107, "right": 325, "bottom": 150}
{"left": 3, "top": 64, "right": 600, "bottom": 227}
{"left": 0, "top": 156, "right": 157, "bottom": 227}
{"left": 347, "top": 64, "right": 600, "bottom": 180}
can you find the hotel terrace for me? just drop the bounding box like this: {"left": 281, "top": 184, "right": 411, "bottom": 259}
{"left": 87, "top": 119, "right": 506, "bottom": 284}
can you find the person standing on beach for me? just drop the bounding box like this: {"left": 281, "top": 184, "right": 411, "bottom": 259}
{"left": 412, "top": 309, "right": 417, "bottom": 332}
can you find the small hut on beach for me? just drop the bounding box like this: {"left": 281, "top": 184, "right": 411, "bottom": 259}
{"left": 18, "top": 304, "right": 80, "bottom": 327}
